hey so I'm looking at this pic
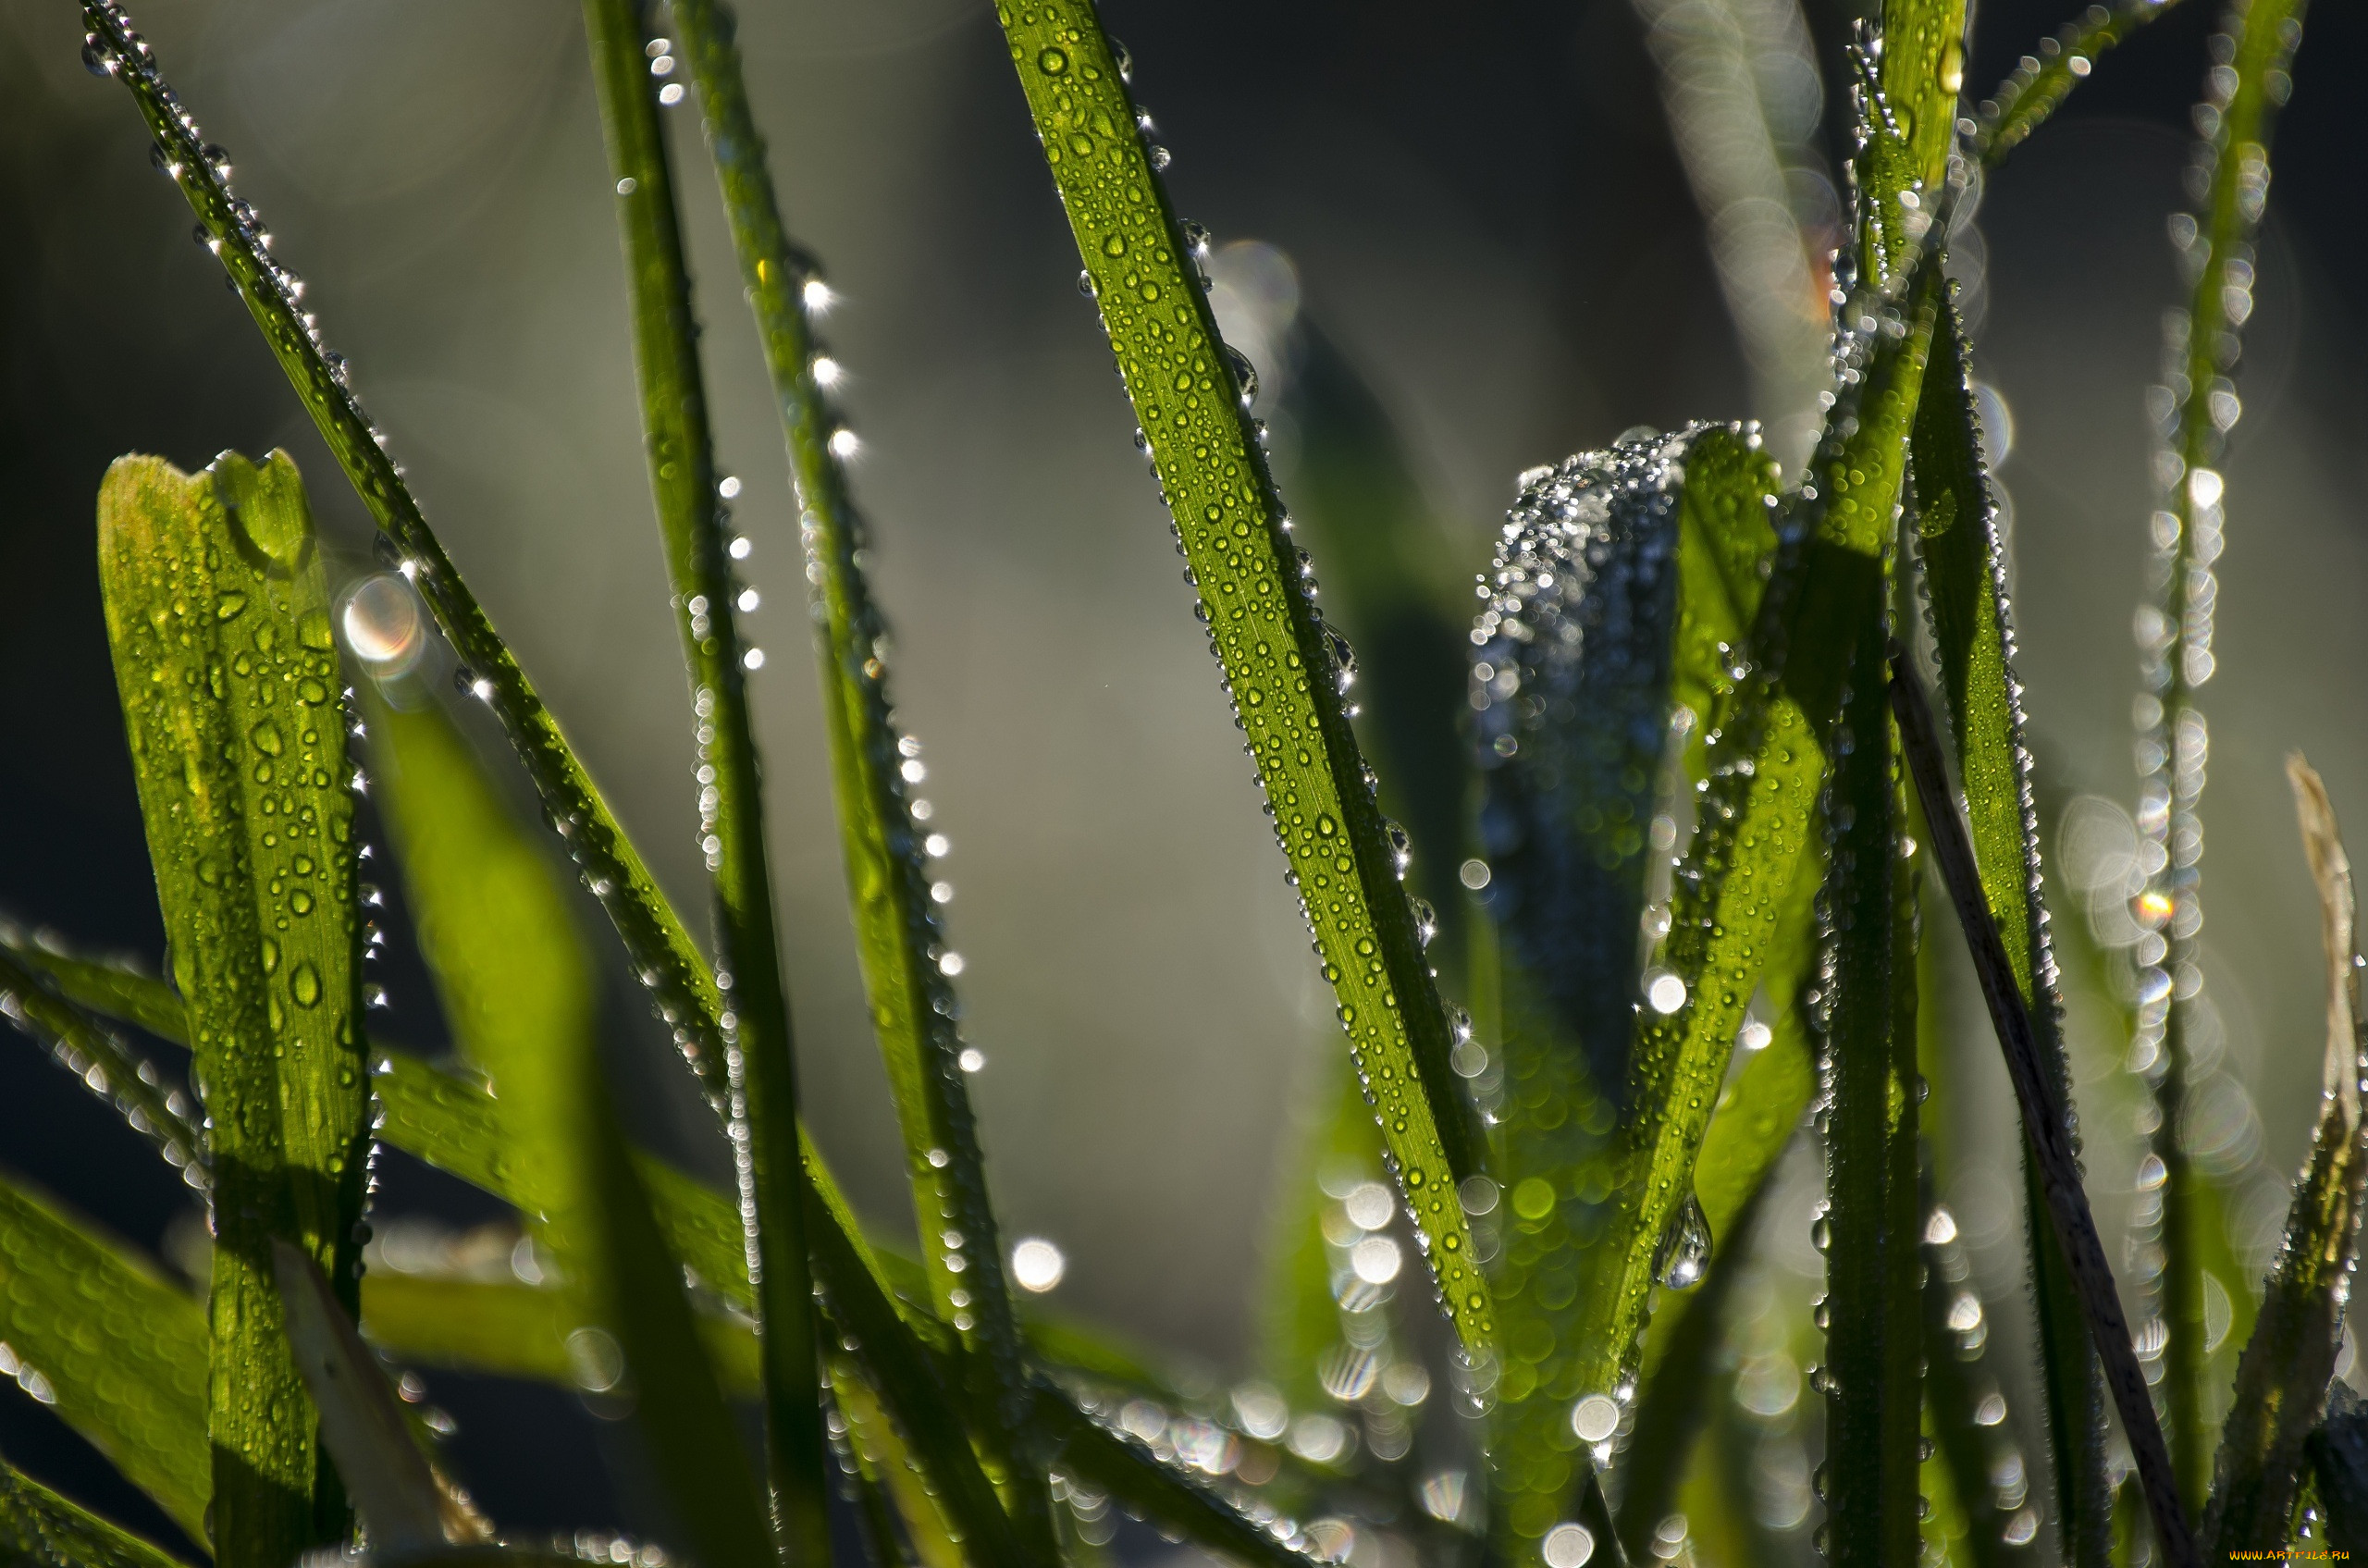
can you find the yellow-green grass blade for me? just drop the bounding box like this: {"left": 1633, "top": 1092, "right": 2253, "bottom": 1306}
{"left": 1892, "top": 659, "right": 2195, "bottom": 1568}
{"left": 2307, "top": 1385, "right": 2368, "bottom": 1554}
{"left": 0, "top": 930, "right": 187, "bottom": 1048}
{"left": 0, "top": 1457, "right": 191, "bottom": 1568}
{"left": 80, "top": 0, "right": 733, "bottom": 1117}
{"left": 1974, "top": 0, "right": 2193, "bottom": 167}
{"left": 993, "top": 5, "right": 1491, "bottom": 1358}
{"left": 96, "top": 451, "right": 368, "bottom": 1563}
{"left": 0, "top": 947, "right": 204, "bottom": 1188}
{"left": 1913, "top": 303, "right": 2112, "bottom": 1550}
{"left": 0, "top": 1174, "right": 207, "bottom": 1545}
{"left": 2130, "top": 0, "right": 2308, "bottom": 1514}
{"left": 1472, "top": 424, "right": 1782, "bottom": 1557}
{"left": 2199, "top": 759, "right": 2368, "bottom": 1555}
{"left": 660, "top": 3, "right": 1039, "bottom": 1540}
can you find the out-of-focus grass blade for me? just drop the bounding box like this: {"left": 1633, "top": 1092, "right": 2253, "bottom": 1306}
{"left": 1891, "top": 656, "right": 2195, "bottom": 1568}
{"left": 0, "top": 1457, "right": 190, "bottom": 1568}
{"left": 2199, "top": 757, "right": 2368, "bottom": 1555}
{"left": 1914, "top": 305, "right": 2112, "bottom": 1552}
{"left": 1035, "top": 1392, "right": 1322, "bottom": 1568}
{"left": 96, "top": 451, "right": 369, "bottom": 1563}
{"left": 831, "top": 1364, "right": 948, "bottom": 1568}
{"left": 1473, "top": 424, "right": 1781, "bottom": 1555}
{"left": 662, "top": 4, "right": 1039, "bottom": 1540}
{"left": 0, "top": 1173, "right": 207, "bottom": 1544}
{"left": 274, "top": 1241, "right": 489, "bottom": 1555}
{"left": 1923, "top": 1177, "right": 2043, "bottom": 1568}
{"left": 993, "top": 4, "right": 1493, "bottom": 1360}
{"left": 0, "top": 930, "right": 187, "bottom": 1046}
{"left": 2130, "top": 0, "right": 2306, "bottom": 1512}
{"left": 80, "top": 0, "right": 734, "bottom": 1117}
{"left": 1974, "top": 0, "right": 2190, "bottom": 167}
{"left": 579, "top": 5, "right": 828, "bottom": 1556}
{"left": 0, "top": 947, "right": 204, "bottom": 1186}
{"left": 2307, "top": 1383, "right": 2368, "bottom": 1554}
{"left": 1819, "top": 581, "right": 1922, "bottom": 1568}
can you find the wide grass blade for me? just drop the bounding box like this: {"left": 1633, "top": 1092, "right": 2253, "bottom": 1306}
{"left": 0, "top": 946, "right": 204, "bottom": 1187}
{"left": 1913, "top": 305, "right": 2110, "bottom": 1555}
{"left": 576, "top": 5, "right": 829, "bottom": 1554}
{"left": 662, "top": 3, "right": 1047, "bottom": 1539}
{"left": 0, "top": 1457, "right": 191, "bottom": 1568}
{"left": 80, "top": 0, "right": 734, "bottom": 1117}
{"left": 1819, "top": 622, "right": 1923, "bottom": 1568}
{"left": 96, "top": 451, "right": 368, "bottom": 1564}
{"left": 993, "top": 5, "right": 1493, "bottom": 1358}
{"left": 1890, "top": 655, "right": 2196, "bottom": 1568}
{"left": 1974, "top": 0, "right": 2192, "bottom": 167}
{"left": 2198, "top": 757, "right": 2368, "bottom": 1554}
{"left": 1473, "top": 424, "right": 1782, "bottom": 1554}
{"left": 0, "top": 1174, "right": 207, "bottom": 1545}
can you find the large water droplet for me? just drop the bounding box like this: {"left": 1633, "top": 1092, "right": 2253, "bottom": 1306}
{"left": 1653, "top": 1191, "right": 1712, "bottom": 1290}
{"left": 290, "top": 960, "right": 323, "bottom": 1008}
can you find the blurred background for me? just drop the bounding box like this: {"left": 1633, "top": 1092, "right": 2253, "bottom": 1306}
{"left": 1, "top": 0, "right": 2363, "bottom": 1550}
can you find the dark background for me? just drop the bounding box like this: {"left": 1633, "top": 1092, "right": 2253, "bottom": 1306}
{"left": 2, "top": 0, "right": 2362, "bottom": 1546}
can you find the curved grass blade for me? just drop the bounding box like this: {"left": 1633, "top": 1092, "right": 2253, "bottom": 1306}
{"left": 662, "top": 5, "right": 1043, "bottom": 1540}
{"left": 1890, "top": 653, "right": 2196, "bottom": 1568}
{"left": 273, "top": 1241, "right": 490, "bottom": 1555}
{"left": 577, "top": 6, "right": 828, "bottom": 1554}
{"left": 0, "top": 1457, "right": 191, "bottom": 1568}
{"left": 0, "top": 1173, "right": 208, "bottom": 1544}
{"left": 0, "top": 928, "right": 188, "bottom": 1046}
{"left": 79, "top": 0, "right": 734, "bottom": 1113}
{"left": 2129, "top": 0, "right": 2307, "bottom": 1512}
{"left": 1913, "top": 303, "right": 2110, "bottom": 1554}
{"left": 0, "top": 947, "right": 204, "bottom": 1187}
{"left": 1974, "top": 0, "right": 2192, "bottom": 167}
{"left": 96, "top": 451, "right": 368, "bottom": 1563}
{"left": 1472, "top": 424, "right": 1781, "bottom": 1555}
{"left": 993, "top": 6, "right": 1492, "bottom": 1357}
{"left": 2198, "top": 757, "right": 2368, "bottom": 1555}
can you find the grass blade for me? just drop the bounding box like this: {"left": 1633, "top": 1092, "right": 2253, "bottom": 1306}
{"left": 1889, "top": 653, "right": 2196, "bottom": 1568}
{"left": 0, "top": 946, "right": 204, "bottom": 1187}
{"left": 1819, "top": 545, "right": 1923, "bottom": 1568}
{"left": 0, "top": 928, "right": 188, "bottom": 1045}
{"left": 2308, "top": 1384, "right": 2368, "bottom": 1554}
{"left": 80, "top": 0, "right": 734, "bottom": 1116}
{"left": 2129, "top": 0, "right": 2307, "bottom": 1511}
{"left": 663, "top": 4, "right": 1046, "bottom": 1539}
{"left": 274, "top": 1241, "right": 489, "bottom": 1555}
{"left": 576, "top": 5, "right": 827, "bottom": 1553}
{"left": 1474, "top": 424, "right": 1782, "bottom": 1553}
{"left": 993, "top": 6, "right": 1493, "bottom": 1357}
{"left": 1974, "top": 0, "right": 2192, "bottom": 167}
{"left": 96, "top": 451, "right": 369, "bottom": 1563}
{"left": 1923, "top": 1179, "right": 2043, "bottom": 1568}
{"left": 1913, "top": 304, "right": 2111, "bottom": 1555}
{"left": 0, "top": 1173, "right": 208, "bottom": 1544}
{"left": 2198, "top": 757, "right": 2368, "bottom": 1554}
{"left": 0, "top": 1457, "right": 191, "bottom": 1568}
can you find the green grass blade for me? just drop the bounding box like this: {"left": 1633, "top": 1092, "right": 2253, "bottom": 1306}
{"left": 662, "top": 4, "right": 1044, "bottom": 1539}
{"left": 80, "top": 0, "right": 734, "bottom": 1113}
{"left": 0, "top": 1173, "right": 208, "bottom": 1544}
{"left": 2199, "top": 758, "right": 2368, "bottom": 1555}
{"left": 2307, "top": 1384, "right": 2368, "bottom": 1555}
{"left": 0, "top": 1457, "right": 191, "bottom": 1568}
{"left": 2131, "top": 0, "right": 2307, "bottom": 1512}
{"left": 0, "top": 946, "right": 204, "bottom": 1187}
{"left": 0, "top": 928, "right": 188, "bottom": 1045}
{"left": 993, "top": 6, "right": 1493, "bottom": 1358}
{"left": 1033, "top": 1391, "right": 1322, "bottom": 1568}
{"left": 1819, "top": 600, "right": 1923, "bottom": 1568}
{"left": 1974, "top": 0, "right": 2192, "bottom": 167}
{"left": 1891, "top": 658, "right": 2196, "bottom": 1568}
{"left": 96, "top": 451, "right": 368, "bottom": 1563}
{"left": 1474, "top": 424, "right": 1781, "bottom": 1556}
{"left": 1913, "top": 304, "right": 2112, "bottom": 1554}
{"left": 1924, "top": 1178, "right": 2041, "bottom": 1568}
{"left": 577, "top": 7, "right": 829, "bottom": 1551}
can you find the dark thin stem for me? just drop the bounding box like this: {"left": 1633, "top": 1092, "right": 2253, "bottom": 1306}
{"left": 1889, "top": 646, "right": 2197, "bottom": 1568}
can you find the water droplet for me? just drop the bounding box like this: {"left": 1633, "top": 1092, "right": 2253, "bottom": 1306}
{"left": 1654, "top": 1191, "right": 1712, "bottom": 1290}
{"left": 290, "top": 961, "right": 322, "bottom": 1008}
{"left": 1038, "top": 45, "right": 1068, "bottom": 74}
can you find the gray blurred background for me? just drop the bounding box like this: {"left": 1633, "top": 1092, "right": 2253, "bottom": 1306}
{"left": 1, "top": 0, "right": 2362, "bottom": 1544}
